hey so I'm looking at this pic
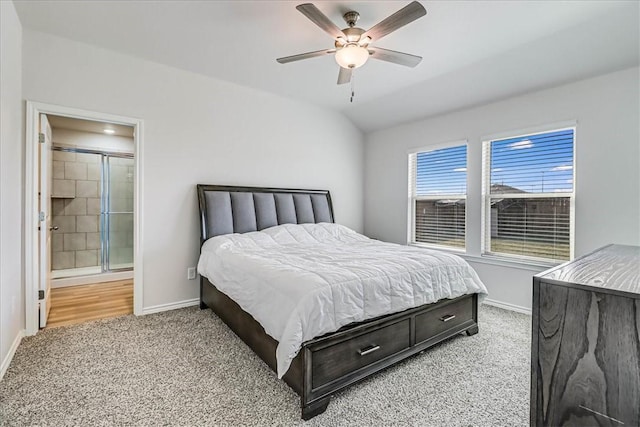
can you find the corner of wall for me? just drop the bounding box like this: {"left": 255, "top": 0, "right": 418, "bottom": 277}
{"left": 0, "top": 330, "right": 24, "bottom": 380}
{"left": 0, "top": 0, "right": 26, "bottom": 378}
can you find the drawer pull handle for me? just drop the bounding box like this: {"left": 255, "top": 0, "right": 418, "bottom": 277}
{"left": 440, "top": 314, "right": 456, "bottom": 322}
{"left": 358, "top": 345, "right": 381, "bottom": 356}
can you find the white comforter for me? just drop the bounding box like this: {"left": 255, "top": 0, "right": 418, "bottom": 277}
{"left": 197, "top": 223, "right": 488, "bottom": 378}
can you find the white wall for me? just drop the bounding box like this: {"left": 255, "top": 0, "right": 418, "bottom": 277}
{"left": 365, "top": 67, "right": 640, "bottom": 310}
{"left": 0, "top": 0, "right": 24, "bottom": 376}
{"left": 22, "top": 30, "right": 364, "bottom": 310}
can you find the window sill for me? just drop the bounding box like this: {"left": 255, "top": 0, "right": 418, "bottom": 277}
{"left": 407, "top": 243, "right": 559, "bottom": 272}
{"left": 460, "top": 254, "right": 559, "bottom": 272}
{"left": 408, "top": 242, "right": 467, "bottom": 254}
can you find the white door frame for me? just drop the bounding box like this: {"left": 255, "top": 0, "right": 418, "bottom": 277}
{"left": 25, "top": 101, "right": 144, "bottom": 335}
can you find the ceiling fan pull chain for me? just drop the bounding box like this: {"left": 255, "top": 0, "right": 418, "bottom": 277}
{"left": 350, "top": 71, "right": 355, "bottom": 103}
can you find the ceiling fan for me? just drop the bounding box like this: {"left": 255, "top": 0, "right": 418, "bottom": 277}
{"left": 276, "top": 1, "right": 427, "bottom": 90}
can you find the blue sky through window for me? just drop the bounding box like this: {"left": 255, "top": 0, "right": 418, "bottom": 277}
{"left": 490, "top": 129, "right": 574, "bottom": 194}
{"left": 416, "top": 145, "right": 466, "bottom": 195}
{"left": 414, "top": 129, "right": 574, "bottom": 196}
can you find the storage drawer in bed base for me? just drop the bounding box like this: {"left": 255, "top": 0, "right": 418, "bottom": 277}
{"left": 200, "top": 277, "right": 479, "bottom": 420}
{"left": 303, "top": 294, "right": 478, "bottom": 406}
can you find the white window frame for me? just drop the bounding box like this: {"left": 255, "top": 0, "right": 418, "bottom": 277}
{"left": 407, "top": 141, "right": 468, "bottom": 252}
{"left": 481, "top": 124, "right": 576, "bottom": 264}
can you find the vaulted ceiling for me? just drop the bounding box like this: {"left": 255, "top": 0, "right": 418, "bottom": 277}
{"left": 14, "top": 1, "right": 640, "bottom": 132}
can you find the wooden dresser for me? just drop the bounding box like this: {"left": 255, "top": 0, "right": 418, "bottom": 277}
{"left": 531, "top": 244, "right": 640, "bottom": 427}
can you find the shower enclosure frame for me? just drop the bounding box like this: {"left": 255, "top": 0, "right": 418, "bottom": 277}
{"left": 52, "top": 146, "right": 134, "bottom": 275}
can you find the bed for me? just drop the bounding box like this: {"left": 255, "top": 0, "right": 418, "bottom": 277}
{"left": 196, "top": 184, "right": 487, "bottom": 420}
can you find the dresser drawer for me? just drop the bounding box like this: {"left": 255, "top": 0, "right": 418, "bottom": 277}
{"left": 311, "top": 319, "right": 411, "bottom": 389}
{"left": 415, "top": 295, "right": 473, "bottom": 344}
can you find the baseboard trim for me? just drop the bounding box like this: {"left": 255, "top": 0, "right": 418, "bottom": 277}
{"left": 142, "top": 298, "right": 199, "bottom": 315}
{"left": 1, "top": 330, "right": 25, "bottom": 380}
{"left": 52, "top": 271, "right": 134, "bottom": 288}
{"left": 483, "top": 298, "right": 531, "bottom": 315}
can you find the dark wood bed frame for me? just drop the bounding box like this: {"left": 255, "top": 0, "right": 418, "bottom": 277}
{"left": 197, "top": 185, "right": 479, "bottom": 420}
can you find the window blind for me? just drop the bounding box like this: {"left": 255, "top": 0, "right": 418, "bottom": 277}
{"left": 489, "top": 129, "right": 574, "bottom": 194}
{"left": 409, "top": 144, "right": 467, "bottom": 249}
{"left": 414, "top": 145, "right": 467, "bottom": 196}
{"left": 483, "top": 128, "right": 574, "bottom": 261}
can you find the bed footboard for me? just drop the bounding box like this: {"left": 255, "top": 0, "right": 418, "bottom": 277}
{"left": 201, "top": 277, "right": 478, "bottom": 420}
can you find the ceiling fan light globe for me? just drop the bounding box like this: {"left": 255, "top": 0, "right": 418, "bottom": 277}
{"left": 335, "top": 44, "right": 369, "bottom": 69}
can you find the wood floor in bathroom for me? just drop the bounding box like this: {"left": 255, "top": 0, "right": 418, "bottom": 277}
{"left": 46, "top": 279, "right": 133, "bottom": 328}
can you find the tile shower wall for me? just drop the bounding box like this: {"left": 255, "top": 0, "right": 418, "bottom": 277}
{"left": 51, "top": 149, "right": 102, "bottom": 270}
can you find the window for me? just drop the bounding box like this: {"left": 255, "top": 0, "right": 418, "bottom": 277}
{"left": 482, "top": 128, "right": 575, "bottom": 262}
{"left": 409, "top": 143, "right": 467, "bottom": 250}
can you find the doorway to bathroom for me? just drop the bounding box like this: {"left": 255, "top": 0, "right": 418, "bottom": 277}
{"left": 25, "top": 102, "right": 144, "bottom": 335}
{"left": 46, "top": 115, "right": 134, "bottom": 327}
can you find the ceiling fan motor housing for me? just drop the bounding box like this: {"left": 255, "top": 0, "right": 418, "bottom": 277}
{"left": 335, "top": 27, "right": 366, "bottom": 47}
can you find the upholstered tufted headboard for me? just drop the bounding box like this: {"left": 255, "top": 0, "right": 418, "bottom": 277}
{"left": 197, "top": 185, "right": 334, "bottom": 244}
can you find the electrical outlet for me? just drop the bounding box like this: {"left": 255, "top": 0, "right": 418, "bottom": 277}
{"left": 187, "top": 267, "right": 197, "bottom": 280}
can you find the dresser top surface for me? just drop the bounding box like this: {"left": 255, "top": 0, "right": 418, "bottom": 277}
{"left": 537, "top": 244, "right": 640, "bottom": 294}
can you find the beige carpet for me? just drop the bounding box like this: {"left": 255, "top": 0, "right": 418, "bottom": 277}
{"left": 0, "top": 304, "right": 530, "bottom": 426}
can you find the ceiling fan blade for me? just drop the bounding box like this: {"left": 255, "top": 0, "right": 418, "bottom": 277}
{"left": 296, "top": 3, "right": 346, "bottom": 40}
{"left": 337, "top": 67, "right": 352, "bottom": 85}
{"left": 369, "top": 47, "right": 422, "bottom": 67}
{"left": 361, "top": 1, "right": 426, "bottom": 42}
{"left": 277, "top": 49, "right": 335, "bottom": 64}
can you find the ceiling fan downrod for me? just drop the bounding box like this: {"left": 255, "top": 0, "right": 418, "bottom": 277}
{"left": 343, "top": 11, "right": 359, "bottom": 28}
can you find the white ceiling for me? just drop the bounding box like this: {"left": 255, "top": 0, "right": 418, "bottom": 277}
{"left": 14, "top": 1, "right": 640, "bottom": 132}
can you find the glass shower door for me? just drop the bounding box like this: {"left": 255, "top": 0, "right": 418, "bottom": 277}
{"left": 104, "top": 156, "right": 134, "bottom": 271}
{"left": 51, "top": 149, "right": 104, "bottom": 278}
